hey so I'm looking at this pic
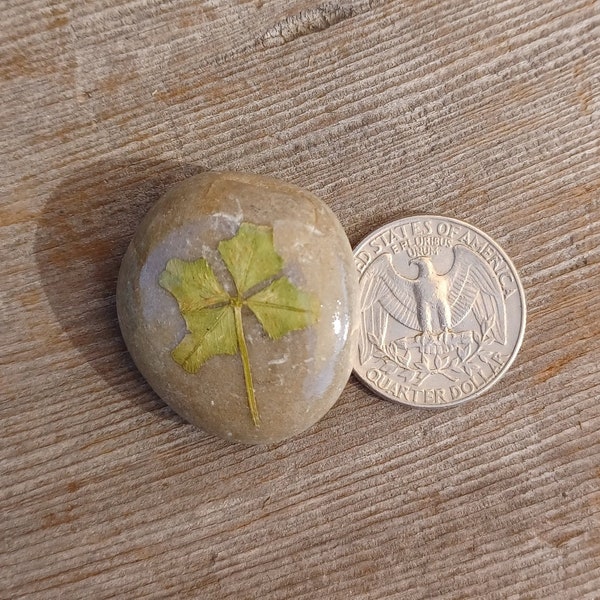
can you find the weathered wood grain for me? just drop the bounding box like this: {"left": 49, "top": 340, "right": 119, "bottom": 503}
{"left": 1, "top": 0, "right": 599, "bottom": 598}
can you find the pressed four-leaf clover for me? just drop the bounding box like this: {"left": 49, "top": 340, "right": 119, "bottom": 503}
{"left": 159, "top": 222, "right": 319, "bottom": 427}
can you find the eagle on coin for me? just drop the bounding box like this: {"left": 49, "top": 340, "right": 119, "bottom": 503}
{"left": 359, "top": 245, "right": 507, "bottom": 364}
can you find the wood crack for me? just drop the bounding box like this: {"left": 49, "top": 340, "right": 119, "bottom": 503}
{"left": 258, "top": 2, "right": 372, "bottom": 49}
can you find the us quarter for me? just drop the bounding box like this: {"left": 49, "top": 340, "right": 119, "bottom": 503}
{"left": 353, "top": 216, "right": 526, "bottom": 407}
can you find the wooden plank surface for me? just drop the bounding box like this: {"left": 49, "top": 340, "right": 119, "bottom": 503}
{"left": 1, "top": 0, "right": 599, "bottom": 598}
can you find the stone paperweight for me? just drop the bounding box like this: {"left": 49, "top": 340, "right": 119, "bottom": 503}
{"left": 117, "top": 172, "right": 359, "bottom": 444}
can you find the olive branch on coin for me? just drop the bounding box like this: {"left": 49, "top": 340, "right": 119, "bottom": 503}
{"left": 159, "top": 222, "right": 320, "bottom": 427}
{"left": 368, "top": 333, "right": 461, "bottom": 384}
{"left": 369, "top": 318, "right": 506, "bottom": 384}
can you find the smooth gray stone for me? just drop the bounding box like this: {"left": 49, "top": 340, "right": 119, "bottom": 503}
{"left": 117, "top": 172, "right": 359, "bottom": 444}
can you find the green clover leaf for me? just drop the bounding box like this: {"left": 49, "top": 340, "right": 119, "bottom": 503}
{"left": 159, "top": 222, "right": 319, "bottom": 427}
{"left": 217, "top": 222, "right": 283, "bottom": 295}
{"left": 246, "top": 277, "right": 320, "bottom": 340}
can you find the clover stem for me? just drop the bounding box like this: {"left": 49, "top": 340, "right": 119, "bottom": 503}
{"left": 233, "top": 303, "right": 259, "bottom": 427}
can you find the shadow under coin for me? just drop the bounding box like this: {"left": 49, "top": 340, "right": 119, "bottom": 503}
{"left": 34, "top": 160, "right": 205, "bottom": 424}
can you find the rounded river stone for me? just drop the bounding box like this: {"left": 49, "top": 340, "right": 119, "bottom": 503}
{"left": 117, "top": 172, "right": 359, "bottom": 444}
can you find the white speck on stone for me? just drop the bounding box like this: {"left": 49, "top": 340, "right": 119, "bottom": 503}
{"left": 211, "top": 198, "right": 243, "bottom": 225}
{"left": 302, "top": 223, "right": 324, "bottom": 236}
{"left": 233, "top": 198, "right": 243, "bottom": 220}
{"left": 268, "top": 354, "right": 289, "bottom": 365}
{"left": 333, "top": 312, "right": 342, "bottom": 335}
{"left": 212, "top": 212, "right": 241, "bottom": 224}
{"left": 211, "top": 400, "right": 215, "bottom": 406}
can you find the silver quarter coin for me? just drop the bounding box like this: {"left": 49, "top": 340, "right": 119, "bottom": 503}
{"left": 353, "top": 216, "right": 526, "bottom": 407}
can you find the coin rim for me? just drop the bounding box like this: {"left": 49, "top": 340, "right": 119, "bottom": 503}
{"left": 352, "top": 215, "right": 527, "bottom": 408}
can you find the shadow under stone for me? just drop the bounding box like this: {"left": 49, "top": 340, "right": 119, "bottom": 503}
{"left": 34, "top": 159, "right": 206, "bottom": 425}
